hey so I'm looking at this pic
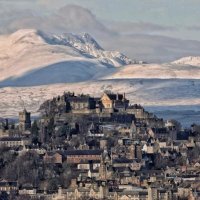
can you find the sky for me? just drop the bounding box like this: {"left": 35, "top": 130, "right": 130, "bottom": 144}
{"left": 50, "top": 0, "right": 200, "bottom": 27}
{"left": 1, "top": 0, "right": 200, "bottom": 62}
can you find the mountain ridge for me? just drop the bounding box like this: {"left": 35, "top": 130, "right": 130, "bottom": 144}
{"left": 0, "top": 29, "right": 135, "bottom": 85}
{"left": 0, "top": 29, "right": 200, "bottom": 120}
{"left": 2, "top": 29, "right": 200, "bottom": 87}
{"left": 8, "top": 29, "right": 133, "bottom": 66}
{"left": 172, "top": 56, "right": 200, "bottom": 66}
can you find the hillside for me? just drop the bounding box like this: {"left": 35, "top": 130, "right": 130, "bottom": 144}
{"left": 0, "top": 29, "right": 133, "bottom": 86}
{"left": 1, "top": 79, "right": 200, "bottom": 119}
{"left": 1, "top": 30, "right": 200, "bottom": 88}
{"left": 105, "top": 62, "right": 200, "bottom": 79}
{"left": 172, "top": 56, "right": 200, "bottom": 66}
{"left": 0, "top": 30, "right": 200, "bottom": 124}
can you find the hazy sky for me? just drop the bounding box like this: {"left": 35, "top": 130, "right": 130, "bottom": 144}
{"left": 2, "top": 1, "right": 200, "bottom": 24}
{"left": 41, "top": 0, "right": 200, "bottom": 26}
{"left": 1, "top": 0, "right": 200, "bottom": 62}
{"left": 1, "top": 0, "right": 200, "bottom": 40}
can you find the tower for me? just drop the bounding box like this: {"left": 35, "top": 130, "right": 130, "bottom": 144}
{"left": 19, "top": 109, "right": 31, "bottom": 132}
{"left": 99, "top": 156, "right": 107, "bottom": 180}
{"left": 135, "top": 144, "right": 142, "bottom": 160}
{"left": 127, "top": 144, "right": 135, "bottom": 159}
{"left": 99, "top": 151, "right": 110, "bottom": 180}
{"left": 100, "top": 138, "right": 108, "bottom": 150}
{"left": 148, "top": 186, "right": 158, "bottom": 200}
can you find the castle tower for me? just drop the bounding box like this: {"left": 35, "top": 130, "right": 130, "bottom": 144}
{"left": 99, "top": 154, "right": 107, "bottom": 180}
{"left": 148, "top": 186, "right": 158, "bottom": 200}
{"left": 135, "top": 144, "right": 142, "bottom": 160}
{"left": 100, "top": 139, "right": 108, "bottom": 150}
{"left": 99, "top": 185, "right": 108, "bottom": 199}
{"left": 19, "top": 109, "right": 31, "bottom": 132}
{"left": 128, "top": 144, "right": 135, "bottom": 159}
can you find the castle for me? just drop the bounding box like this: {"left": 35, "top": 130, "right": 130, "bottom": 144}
{"left": 42, "top": 91, "right": 164, "bottom": 129}
{"left": 18, "top": 109, "right": 31, "bottom": 132}
{"left": 47, "top": 91, "right": 130, "bottom": 115}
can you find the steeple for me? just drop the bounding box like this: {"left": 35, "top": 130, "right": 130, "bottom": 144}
{"left": 99, "top": 154, "right": 107, "bottom": 180}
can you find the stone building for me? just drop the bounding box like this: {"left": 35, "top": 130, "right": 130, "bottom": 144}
{"left": 19, "top": 109, "right": 31, "bottom": 132}
{"left": 100, "top": 92, "right": 129, "bottom": 112}
{"left": 127, "top": 105, "right": 164, "bottom": 128}
{"left": 88, "top": 122, "right": 104, "bottom": 137}
{"left": 0, "top": 137, "right": 30, "bottom": 147}
{"left": 55, "top": 185, "right": 107, "bottom": 200}
{"left": 52, "top": 92, "right": 97, "bottom": 114}
{"left": 68, "top": 95, "right": 96, "bottom": 113}
{"left": 0, "top": 180, "right": 18, "bottom": 193}
{"left": 43, "top": 152, "right": 63, "bottom": 164}
{"left": 65, "top": 150, "right": 103, "bottom": 164}
{"left": 0, "top": 119, "right": 9, "bottom": 138}
{"left": 148, "top": 128, "right": 170, "bottom": 140}
{"left": 135, "top": 144, "right": 143, "bottom": 160}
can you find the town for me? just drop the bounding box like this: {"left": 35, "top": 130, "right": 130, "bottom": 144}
{"left": 0, "top": 91, "right": 199, "bottom": 200}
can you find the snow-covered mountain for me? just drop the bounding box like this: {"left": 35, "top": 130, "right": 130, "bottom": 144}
{"left": 2, "top": 29, "right": 200, "bottom": 88}
{"left": 54, "top": 33, "right": 134, "bottom": 67}
{"left": 1, "top": 29, "right": 200, "bottom": 123}
{"left": 0, "top": 29, "right": 133, "bottom": 86}
{"left": 105, "top": 63, "right": 200, "bottom": 79}
{"left": 172, "top": 56, "right": 200, "bottom": 66}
